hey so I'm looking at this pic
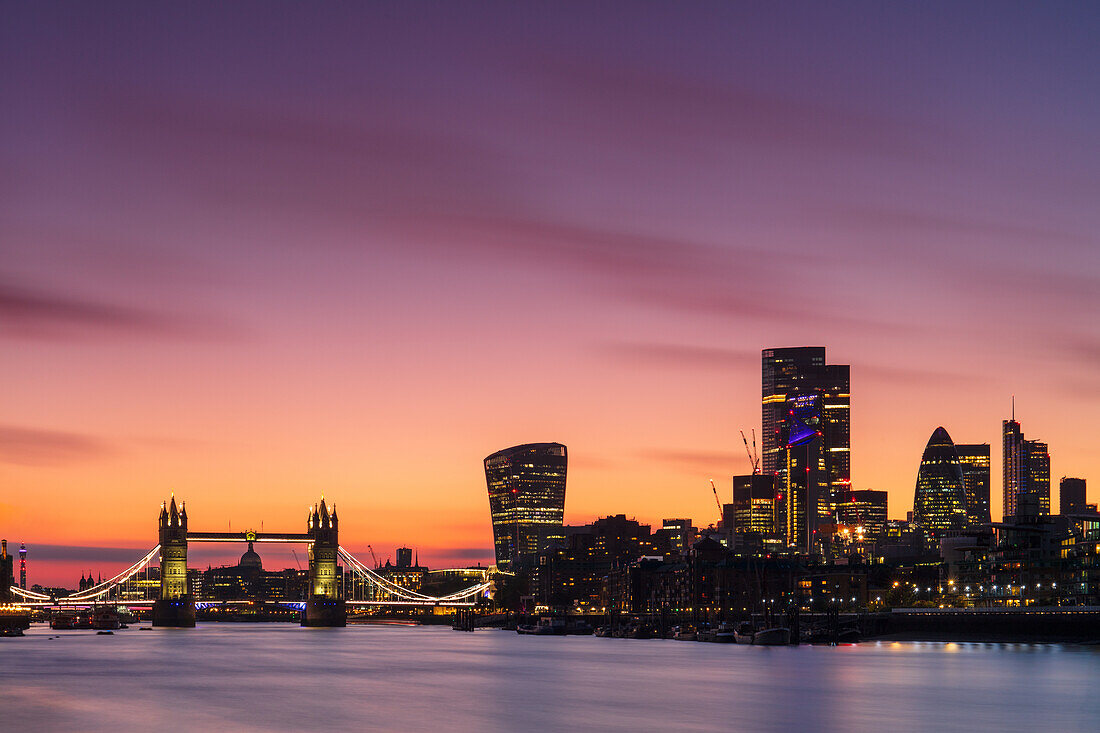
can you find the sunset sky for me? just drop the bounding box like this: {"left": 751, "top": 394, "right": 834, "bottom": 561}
{"left": 3, "top": 3, "right": 1099, "bottom": 586}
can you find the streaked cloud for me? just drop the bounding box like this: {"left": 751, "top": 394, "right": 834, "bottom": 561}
{"left": 601, "top": 342, "right": 757, "bottom": 371}
{"left": 0, "top": 425, "right": 113, "bottom": 466}
{"left": 0, "top": 280, "right": 239, "bottom": 342}
{"left": 648, "top": 449, "right": 743, "bottom": 475}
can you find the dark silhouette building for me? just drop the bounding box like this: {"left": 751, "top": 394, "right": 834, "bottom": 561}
{"left": 484, "top": 442, "right": 567, "bottom": 570}
{"left": 201, "top": 542, "right": 308, "bottom": 601}
{"left": 913, "top": 427, "right": 968, "bottom": 538}
{"left": 955, "top": 443, "right": 991, "bottom": 526}
{"left": 762, "top": 347, "right": 850, "bottom": 551}
{"left": 1060, "top": 477, "right": 1089, "bottom": 515}
{"left": 534, "top": 514, "right": 658, "bottom": 609}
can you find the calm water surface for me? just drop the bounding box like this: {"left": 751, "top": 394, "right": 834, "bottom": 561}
{"left": 2, "top": 623, "right": 1098, "bottom": 732}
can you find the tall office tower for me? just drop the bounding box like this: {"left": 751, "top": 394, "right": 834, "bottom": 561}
{"left": 396, "top": 547, "right": 413, "bottom": 568}
{"left": 1060, "top": 477, "right": 1088, "bottom": 515}
{"left": 837, "top": 489, "right": 888, "bottom": 542}
{"left": 1003, "top": 416, "right": 1050, "bottom": 521}
{"left": 0, "top": 540, "right": 12, "bottom": 600}
{"left": 484, "top": 443, "right": 567, "bottom": 570}
{"left": 18, "top": 542, "right": 26, "bottom": 589}
{"left": 762, "top": 348, "right": 850, "bottom": 550}
{"left": 955, "top": 444, "right": 991, "bottom": 526}
{"left": 781, "top": 393, "right": 827, "bottom": 552}
{"left": 913, "top": 427, "right": 968, "bottom": 538}
{"left": 730, "top": 474, "right": 781, "bottom": 540}
{"left": 1027, "top": 441, "right": 1050, "bottom": 517}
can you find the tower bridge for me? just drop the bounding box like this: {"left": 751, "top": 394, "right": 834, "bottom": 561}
{"left": 4, "top": 495, "right": 493, "bottom": 627}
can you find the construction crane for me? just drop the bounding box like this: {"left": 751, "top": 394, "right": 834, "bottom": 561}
{"left": 740, "top": 429, "right": 760, "bottom": 475}
{"left": 708, "top": 479, "right": 724, "bottom": 523}
{"left": 367, "top": 544, "right": 380, "bottom": 568}
{"left": 290, "top": 548, "right": 302, "bottom": 571}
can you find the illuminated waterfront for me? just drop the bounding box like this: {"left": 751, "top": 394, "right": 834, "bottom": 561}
{"left": 2, "top": 625, "right": 1098, "bottom": 732}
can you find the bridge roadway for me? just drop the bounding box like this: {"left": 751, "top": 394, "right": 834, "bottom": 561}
{"left": 13, "top": 599, "right": 478, "bottom": 609}
{"left": 186, "top": 531, "right": 312, "bottom": 543}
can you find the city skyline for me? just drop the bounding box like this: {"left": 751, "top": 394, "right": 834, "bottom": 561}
{"left": 3, "top": 3, "right": 1099, "bottom": 586}
{"left": 7, "top": 356, "right": 1090, "bottom": 587}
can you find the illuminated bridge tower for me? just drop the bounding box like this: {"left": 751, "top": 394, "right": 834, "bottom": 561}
{"left": 153, "top": 495, "right": 195, "bottom": 627}
{"left": 303, "top": 498, "right": 345, "bottom": 627}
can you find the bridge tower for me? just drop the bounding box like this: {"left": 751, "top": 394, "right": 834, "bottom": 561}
{"left": 302, "top": 497, "right": 345, "bottom": 626}
{"left": 153, "top": 495, "right": 195, "bottom": 627}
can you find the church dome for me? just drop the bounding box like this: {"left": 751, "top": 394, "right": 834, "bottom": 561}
{"left": 239, "top": 541, "right": 262, "bottom": 570}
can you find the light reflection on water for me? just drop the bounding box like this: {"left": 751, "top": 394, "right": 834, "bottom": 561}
{"left": 2, "top": 624, "right": 1098, "bottom": 732}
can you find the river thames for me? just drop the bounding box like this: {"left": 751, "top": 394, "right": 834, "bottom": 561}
{"left": 2, "top": 623, "right": 1098, "bottom": 732}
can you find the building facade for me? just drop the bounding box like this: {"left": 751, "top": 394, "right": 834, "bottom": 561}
{"left": 484, "top": 442, "right": 568, "bottom": 570}
{"left": 728, "top": 474, "right": 781, "bottom": 548}
{"left": 1003, "top": 418, "right": 1050, "bottom": 521}
{"left": 837, "top": 489, "right": 888, "bottom": 543}
{"left": 913, "top": 427, "right": 968, "bottom": 538}
{"left": 955, "top": 443, "right": 991, "bottom": 526}
{"left": 1027, "top": 441, "right": 1051, "bottom": 517}
{"left": 762, "top": 347, "right": 850, "bottom": 552}
{"left": 1060, "top": 477, "right": 1088, "bottom": 515}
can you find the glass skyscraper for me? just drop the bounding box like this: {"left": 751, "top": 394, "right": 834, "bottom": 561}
{"left": 762, "top": 347, "right": 850, "bottom": 552}
{"left": 913, "top": 427, "right": 968, "bottom": 538}
{"left": 955, "top": 443, "right": 991, "bottom": 526}
{"left": 484, "top": 442, "right": 567, "bottom": 570}
{"left": 1003, "top": 418, "right": 1050, "bottom": 521}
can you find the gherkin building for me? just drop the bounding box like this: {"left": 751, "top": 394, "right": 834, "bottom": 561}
{"left": 913, "top": 427, "right": 968, "bottom": 537}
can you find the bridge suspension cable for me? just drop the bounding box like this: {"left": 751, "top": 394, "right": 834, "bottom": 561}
{"left": 9, "top": 544, "right": 487, "bottom": 607}
{"left": 10, "top": 585, "right": 51, "bottom": 601}
{"left": 338, "top": 547, "right": 490, "bottom": 603}
{"left": 61, "top": 545, "right": 162, "bottom": 602}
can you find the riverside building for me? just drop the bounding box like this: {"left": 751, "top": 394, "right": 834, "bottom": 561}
{"left": 484, "top": 442, "right": 567, "bottom": 570}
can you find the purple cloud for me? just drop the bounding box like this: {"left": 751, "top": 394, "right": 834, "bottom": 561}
{"left": 0, "top": 425, "right": 113, "bottom": 466}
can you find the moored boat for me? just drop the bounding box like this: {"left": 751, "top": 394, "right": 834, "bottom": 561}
{"left": 50, "top": 610, "right": 92, "bottom": 630}
{"left": 733, "top": 621, "right": 755, "bottom": 644}
{"left": 672, "top": 625, "right": 696, "bottom": 641}
{"left": 714, "top": 622, "right": 737, "bottom": 643}
{"left": 91, "top": 607, "right": 122, "bottom": 630}
{"left": 517, "top": 617, "right": 566, "bottom": 635}
{"left": 752, "top": 627, "right": 791, "bottom": 646}
{"left": 0, "top": 603, "right": 32, "bottom": 633}
{"left": 836, "top": 627, "right": 861, "bottom": 643}
{"left": 564, "top": 619, "right": 594, "bottom": 635}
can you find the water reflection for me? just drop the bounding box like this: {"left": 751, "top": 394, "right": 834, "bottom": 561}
{"left": 2, "top": 624, "right": 1098, "bottom": 732}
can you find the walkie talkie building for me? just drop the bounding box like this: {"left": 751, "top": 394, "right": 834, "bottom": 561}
{"left": 484, "top": 443, "right": 567, "bottom": 570}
